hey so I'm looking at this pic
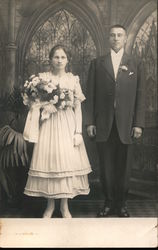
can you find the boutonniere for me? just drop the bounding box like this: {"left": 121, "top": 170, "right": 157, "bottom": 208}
{"left": 129, "top": 72, "right": 134, "bottom": 76}
{"left": 119, "top": 65, "right": 128, "bottom": 71}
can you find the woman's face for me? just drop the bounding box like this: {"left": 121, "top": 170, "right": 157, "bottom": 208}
{"left": 50, "top": 48, "right": 68, "bottom": 71}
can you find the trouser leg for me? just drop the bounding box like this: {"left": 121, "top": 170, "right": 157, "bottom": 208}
{"left": 97, "top": 141, "right": 116, "bottom": 208}
{"left": 111, "top": 120, "right": 131, "bottom": 209}
{"left": 97, "top": 119, "right": 131, "bottom": 210}
{"left": 114, "top": 141, "right": 128, "bottom": 209}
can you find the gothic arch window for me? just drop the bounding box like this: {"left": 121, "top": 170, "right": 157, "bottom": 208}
{"left": 132, "top": 10, "right": 157, "bottom": 127}
{"left": 25, "top": 9, "right": 97, "bottom": 91}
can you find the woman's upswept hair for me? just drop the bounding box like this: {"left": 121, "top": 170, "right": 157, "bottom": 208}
{"left": 49, "top": 44, "right": 70, "bottom": 60}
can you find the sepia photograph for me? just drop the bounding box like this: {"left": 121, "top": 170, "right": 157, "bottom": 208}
{"left": 0, "top": 0, "right": 157, "bottom": 247}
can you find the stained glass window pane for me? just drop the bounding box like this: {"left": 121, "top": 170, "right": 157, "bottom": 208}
{"left": 133, "top": 10, "right": 157, "bottom": 127}
{"left": 25, "top": 9, "right": 97, "bottom": 91}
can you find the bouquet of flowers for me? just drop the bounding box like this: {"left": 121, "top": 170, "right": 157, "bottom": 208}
{"left": 21, "top": 74, "right": 74, "bottom": 121}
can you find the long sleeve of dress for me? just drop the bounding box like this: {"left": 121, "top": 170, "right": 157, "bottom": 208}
{"left": 85, "top": 59, "right": 96, "bottom": 126}
{"left": 73, "top": 76, "right": 85, "bottom": 146}
{"left": 74, "top": 101, "right": 82, "bottom": 133}
{"left": 74, "top": 76, "right": 85, "bottom": 133}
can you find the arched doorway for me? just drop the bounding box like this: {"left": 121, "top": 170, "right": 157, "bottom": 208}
{"left": 16, "top": 2, "right": 105, "bottom": 187}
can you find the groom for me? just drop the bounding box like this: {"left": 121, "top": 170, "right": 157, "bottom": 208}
{"left": 86, "top": 24, "right": 145, "bottom": 217}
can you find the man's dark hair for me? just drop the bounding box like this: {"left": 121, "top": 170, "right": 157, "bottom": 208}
{"left": 109, "top": 24, "right": 127, "bottom": 33}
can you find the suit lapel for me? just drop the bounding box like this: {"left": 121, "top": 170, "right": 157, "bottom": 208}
{"left": 101, "top": 52, "right": 115, "bottom": 81}
{"left": 101, "top": 51, "right": 131, "bottom": 81}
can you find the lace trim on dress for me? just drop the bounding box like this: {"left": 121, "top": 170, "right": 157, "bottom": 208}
{"left": 24, "top": 188, "right": 90, "bottom": 199}
{"left": 24, "top": 174, "right": 90, "bottom": 199}
{"left": 28, "top": 167, "right": 92, "bottom": 178}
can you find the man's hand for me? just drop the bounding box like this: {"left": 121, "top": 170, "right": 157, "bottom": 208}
{"left": 87, "top": 125, "right": 96, "bottom": 138}
{"left": 132, "top": 127, "right": 143, "bottom": 139}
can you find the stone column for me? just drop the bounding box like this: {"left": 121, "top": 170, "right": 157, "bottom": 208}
{"left": 6, "top": 0, "right": 17, "bottom": 91}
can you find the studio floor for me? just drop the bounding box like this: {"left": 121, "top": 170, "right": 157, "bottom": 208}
{"left": 0, "top": 182, "right": 157, "bottom": 218}
{"left": 1, "top": 198, "right": 157, "bottom": 218}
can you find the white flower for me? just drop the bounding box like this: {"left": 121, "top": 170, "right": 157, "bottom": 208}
{"left": 31, "top": 92, "right": 37, "bottom": 98}
{"left": 24, "top": 80, "right": 29, "bottom": 87}
{"left": 52, "top": 100, "right": 57, "bottom": 104}
{"left": 30, "top": 85, "right": 37, "bottom": 92}
{"left": 53, "top": 95, "right": 59, "bottom": 104}
{"left": 48, "top": 83, "right": 57, "bottom": 90}
{"left": 27, "top": 81, "right": 34, "bottom": 89}
{"left": 32, "top": 77, "right": 40, "bottom": 87}
{"left": 61, "top": 101, "right": 66, "bottom": 108}
{"left": 60, "top": 93, "right": 65, "bottom": 99}
{"left": 43, "top": 85, "right": 53, "bottom": 93}
{"left": 120, "top": 65, "right": 128, "bottom": 71}
{"left": 29, "top": 74, "right": 36, "bottom": 79}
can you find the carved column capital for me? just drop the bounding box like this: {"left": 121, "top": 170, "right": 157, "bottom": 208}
{"left": 6, "top": 43, "right": 17, "bottom": 50}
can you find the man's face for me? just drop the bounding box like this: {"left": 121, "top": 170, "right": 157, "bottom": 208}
{"left": 109, "top": 27, "right": 127, "bottom": 53}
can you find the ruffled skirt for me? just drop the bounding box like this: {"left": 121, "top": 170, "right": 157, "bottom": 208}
{"left": 24, "top": 108, "right": 92, "bottom": 199}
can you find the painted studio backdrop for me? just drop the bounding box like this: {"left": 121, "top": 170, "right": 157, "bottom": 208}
{"left": 0, "top": 0, "right": 157, "bottom": 216}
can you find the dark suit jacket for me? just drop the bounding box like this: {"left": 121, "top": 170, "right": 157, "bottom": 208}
{"left": 85, "top": 51, "right": 145, "bottom": 144}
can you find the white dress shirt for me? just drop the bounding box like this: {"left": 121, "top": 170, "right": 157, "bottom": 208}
{"left": 111, "top": 48, "right": 124, "bottom": 80}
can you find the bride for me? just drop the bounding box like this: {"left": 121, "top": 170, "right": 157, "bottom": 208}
{"left": 22, "top": 45, "right": 92, "bottom": 218}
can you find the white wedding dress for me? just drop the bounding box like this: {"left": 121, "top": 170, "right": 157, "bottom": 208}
{"left": 23, "top": 72, "right": 92, "bottom": 199}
